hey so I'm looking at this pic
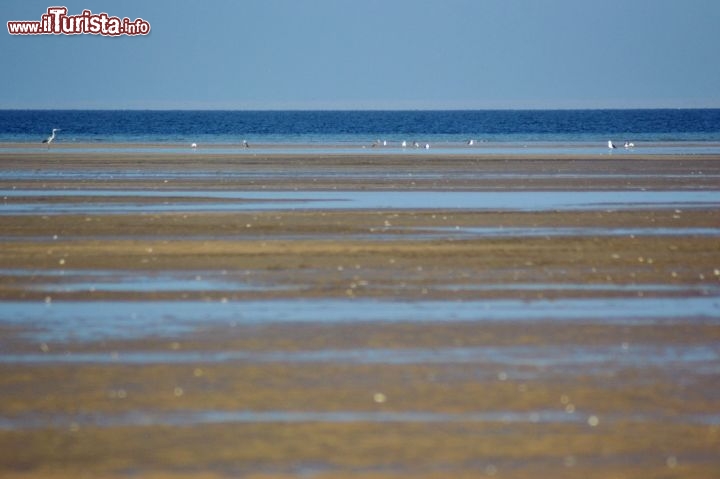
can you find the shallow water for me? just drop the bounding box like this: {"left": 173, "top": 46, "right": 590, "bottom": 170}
{"left": 2, "top": 297, "right": 719, "bottom": 343}
{"left": 0, "top": 269, "right": 291, "bottom": 294}
{"left": 3, "top": 227, "right": 718, "bottom": 244}
{"left": 2, "top": 169, "right": 719, "bottom": 182}
{"left": 438, "top": 282, "right": 720, "bottom": 294}
{"left": 3, "top": 343, "right": 718, "bottom": 369}
{"left": 2, "top": 229, "right": 718, "bottom": 244}
{"left": 1, "top": 408, "right": 718, "bottom": 431}
{"left": 413, "top": 226, "right": 720, "bottom": 239}
{"left": 3, "top": 267, "right": 717, "bottom": 296}
{"left": 5, "top": 141, "right": 720, "bottom": 156}
{"left": 3, "top": 189, "right": 720, "bottom": 214}
{"left": 0, "top": 410, "right": 580, "bottom": 431}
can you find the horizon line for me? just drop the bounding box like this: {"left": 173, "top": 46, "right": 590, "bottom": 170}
{"left": 2, "top": 106, "right": 720, "bottom": 112}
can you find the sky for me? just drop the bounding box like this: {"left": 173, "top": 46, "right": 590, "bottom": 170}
{"left": 2, "top": 0, "right": 719, "bottom": 110}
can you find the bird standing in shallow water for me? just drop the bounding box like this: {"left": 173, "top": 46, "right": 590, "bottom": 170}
{"left": 42, "top": 128, "right": 61, "bottom": 146}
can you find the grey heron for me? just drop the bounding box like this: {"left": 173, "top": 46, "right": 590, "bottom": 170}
{"left": 42, "top": 128, "right": 61, "bottom": 145}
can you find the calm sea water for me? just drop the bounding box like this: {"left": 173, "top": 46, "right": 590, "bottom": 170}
{"left": 1, "top": 109, "right": 720, "bottom": 145}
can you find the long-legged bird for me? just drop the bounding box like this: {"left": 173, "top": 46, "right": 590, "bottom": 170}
{"left": 42, "top": 129, "right": 61, "bottom": 145}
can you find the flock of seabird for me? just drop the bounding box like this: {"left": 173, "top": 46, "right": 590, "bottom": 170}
{"left": 608, "top": 140, "right": 635, "bottom": 149}
{"left": 180, "top": 138, "right": 636, "bottom": 151}
{"left": 40, "top": 129, "right": 636, "bottom": 152}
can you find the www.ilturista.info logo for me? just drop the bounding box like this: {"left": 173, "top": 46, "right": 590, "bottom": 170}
{"left": 7, "top": 6, "right": 150, "bottom": 36}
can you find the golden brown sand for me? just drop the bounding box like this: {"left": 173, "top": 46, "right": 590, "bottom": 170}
{"left": 0, "top": 149, "right": 719, "bottom": 478}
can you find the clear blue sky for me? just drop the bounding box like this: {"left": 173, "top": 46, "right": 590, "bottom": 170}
{"left": 2, "top": 0, "right": 719, "bottom": 109}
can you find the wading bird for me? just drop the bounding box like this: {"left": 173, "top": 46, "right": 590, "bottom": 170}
{"left": 608, "top": 140, "right": 616, "bottom": 149}
{"left": 42, "top": 128, "right": 61, "bottom": 146}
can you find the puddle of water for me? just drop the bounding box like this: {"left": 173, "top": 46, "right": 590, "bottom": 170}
{"left": 4, "top": 228, "right": 718, "bottom": 244}
{"left": 0, "top": 269, "right": 291, "bottom": 294}
{"left": 415, "top": 226, "right": 720, "bottom": 238}
{"left": 39, "top": 278, "right": 236, "bottom": 294}
{"left": 11, "top": 272, "right": 715, "bottom": 297}
{"left": 0, "top": 233, "right": 406, "bottom": 243}
{"left": 3, "top": 344, "right": 717, "bottom": 368}
{"left": 2, "top": 169, "right": 719, "bottom": 182}
{"left": 0, "top": 410, "right": 569, "bottom": 431}
{"left": 1, "top": 408, "right": 718, "bottom": 431}
{"left": 1, "top": 297, "right": 718, "bottom": 343}
{"left": 39, "top": 273, "right": 279, "bottom": 294}
{"left": 2, "top": 189, "right": 720, "bottom": 214}
{"left": 437, "top": 283, "right": 720, "bottom": 295}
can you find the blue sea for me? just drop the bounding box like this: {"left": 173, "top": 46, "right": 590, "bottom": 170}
{"left": 1, "top": 109, "right": 720, "bottom": 154}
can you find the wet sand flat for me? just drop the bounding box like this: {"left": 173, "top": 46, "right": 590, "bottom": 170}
{"left": 1, "top": 150, "right": 719, "bottom": 478}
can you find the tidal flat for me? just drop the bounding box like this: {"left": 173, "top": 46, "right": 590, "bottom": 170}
{"left": 1, "top": 149, "right": 719, "bottom": 478}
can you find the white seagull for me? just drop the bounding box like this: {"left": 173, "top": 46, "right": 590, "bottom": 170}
{"left": 467, "top": 139, "right": 475, "bottom": 146}
{"left": 42, "top": 128, "right": 61, "bottom": 145}
{"left": 608, "top": 140, "right": 616, "bottom": 149}
{"left": 401, "top": 140, "right": 407, "bottom": 148}
{"left": 191, "top": 142, "right": 197, "bottom": 149}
